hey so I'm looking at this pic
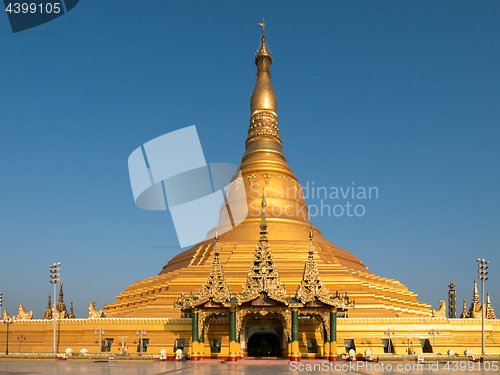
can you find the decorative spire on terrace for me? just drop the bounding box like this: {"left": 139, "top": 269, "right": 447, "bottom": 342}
{"left": 42, "top": 294, "right": 52, "bottom": 320}
{"left": 486, "top": 292, "right": 496, "bottom": 319}
{"left": 56, "top": 280, "right": 67, "bottom": 317}
{"left": 68, "top": 300, "right": 76, "bottom": 319}
{"left": 469, "top": 279, "right": 482, "bottom": 318}
{"left": 460, "top": 298, "right": 469, "bottom": 318}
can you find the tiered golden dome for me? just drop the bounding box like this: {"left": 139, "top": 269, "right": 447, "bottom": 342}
{"left": 104, "top": 23, "right": 432, "bottom": 319}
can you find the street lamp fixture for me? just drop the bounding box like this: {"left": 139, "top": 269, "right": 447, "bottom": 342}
{"left": 428, "top": 329, "right": 440, "bottom": 353}
{"left": 49, "top": 262, "right": 61, "bottom": 354}
{"left": 136, "top": 329, "right": 147, "bottom": 355}
{"left": 477, "top": 258, "right": 489, "bottom": 358}
{"left": 4, "top": 318, "right": 13, "bottom": 355}
{"left": 94, "top": 329, "right": 105, "bottom": 354}
{"left": 384, "top": 329, "right": 395, "bottom": 353}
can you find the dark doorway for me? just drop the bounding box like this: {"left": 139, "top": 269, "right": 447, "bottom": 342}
{"left": 344, "top": 339, "right": 356, "bottom": 353}
{"left": 211, "top": 338, "right": 221, "bottom": 354}
{"left": 382, "top": 339, "right": 394, "bottom": 353}
{"left": 137, "top": 338, "right": 149, "bottom": 353}
{"left": 419, "top": 339, "right": 432, "bottom": 353}
{"left": 104, "top": 338, "right": 114, "bottom": 352}
{"left": 247, "top": 333, "right": 281, "bottom": 357}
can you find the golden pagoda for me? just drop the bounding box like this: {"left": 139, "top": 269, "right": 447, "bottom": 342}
{"left": 3, "top": 23, "right": 500, "bottom": 358}
{"left": 104, "top": 21, "right": 432, "bottom": 319}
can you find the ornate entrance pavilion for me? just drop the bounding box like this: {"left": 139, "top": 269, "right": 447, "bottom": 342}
{"left": 174, "top": 194, "right": 353, "bottom": 361}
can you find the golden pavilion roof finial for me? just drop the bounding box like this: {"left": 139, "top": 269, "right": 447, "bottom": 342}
{"left": 259, "top": 188, "right": 268, "bottom": 242}
{"left": 295, "top": 232, "right": 335, "bottom": 306}
{"left": 214, "top": 232, "right": 219, "bottom": 259}
{"left": 308, "top": 229, "right": 314, "bottom": 258}
{"left": 174, "top": 234, "right": 231, "bottom": 311}
{"left": 237, "top": 192, "right": 288, "bottom": 305}
{"left": 237, "top": 236, "right": 288, "bottom": 306}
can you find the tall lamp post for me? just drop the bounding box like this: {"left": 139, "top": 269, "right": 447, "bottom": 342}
{"left": 136, "top": 329, "right": 147, "bottom": 355}
{"left": 0, "top": 292, "right": 3, "bottom": 320}
{"left": 384, "top": 329, "right": 395, "bottom": 353}
{"left": 429, "top": 329, "right": 440, "bottom": 353}
{"left": 49, "top": 262, "right": 61, "bottom": 354}
{"left": 477, "top": 258, "right": 489, "bottom": 358}
{"left": 4, "top": 318, "right": 13, "bottom": 355}
{"left": 94, "top": 329, "right": 105, "bottom": 354}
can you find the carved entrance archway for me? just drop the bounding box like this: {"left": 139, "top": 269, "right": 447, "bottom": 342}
{"left": 298, "top": 308, "right": 331, "bottom": 342}
{"left": 198, "top": 308, "right": 229, "bottom": 338}
{"left": 236, "top": 307, "right": 291, "bottom": 341}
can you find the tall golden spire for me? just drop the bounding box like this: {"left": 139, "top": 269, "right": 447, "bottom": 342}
{"left": 243, "top": 19, "right": 284, "bottom": 162}
{"left": 460, "top": 298, "right": 469, "bottom": 318}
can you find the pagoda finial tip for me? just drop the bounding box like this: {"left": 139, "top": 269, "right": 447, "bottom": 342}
{"left": 308, "top": 231, "right": 314, "bottom": 258}
{"left": 255, "top": 19, "right": 271, "bottom": 59}
{"left": 214, "top": 234, "right": 219, "bottom": 258}
{"left": 258, "top": 18, "right": 265, "bottom": 39}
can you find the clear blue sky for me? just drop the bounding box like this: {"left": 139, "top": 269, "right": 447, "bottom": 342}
{"left": 1, "top": 1, "right": 499, "bottom": 318}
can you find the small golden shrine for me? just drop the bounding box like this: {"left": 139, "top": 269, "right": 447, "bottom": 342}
{"left": 42, "top": 281, "right": 71, "bottom": 320}
{"left": 460, "top": 279, "right": 495, "bottom": 319}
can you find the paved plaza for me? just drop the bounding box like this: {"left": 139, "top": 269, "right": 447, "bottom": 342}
{"left": 0, "top": 360, "right": 497, "bottom": 375}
